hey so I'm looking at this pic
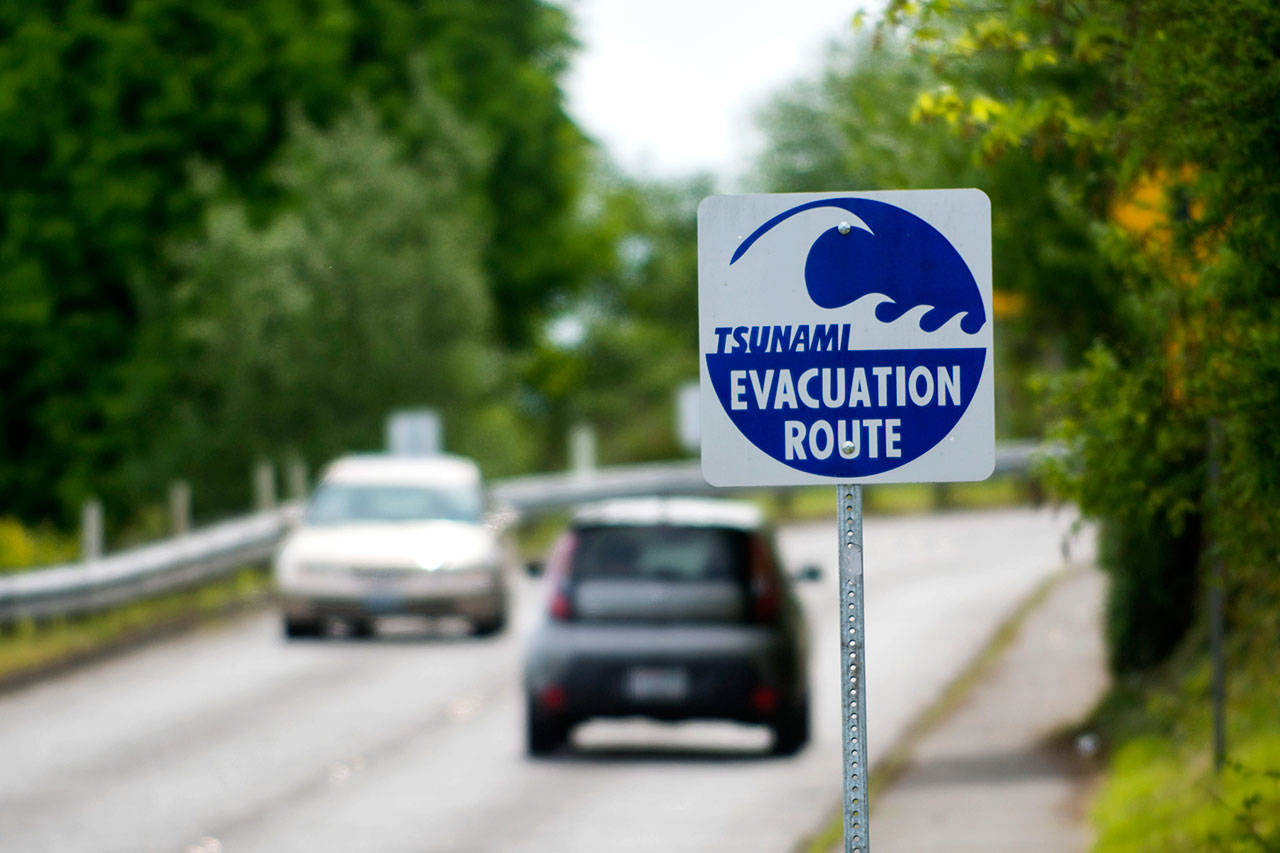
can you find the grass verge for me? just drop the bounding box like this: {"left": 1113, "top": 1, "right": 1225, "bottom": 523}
{"left": 0, "top": 567, "right": 270, "bottom": 690}
{"left": 800, "top": 566, "right": 1076, "bottom": 853}
{"left": 1086, "top": 641, "right": 1280, "bottom": 851}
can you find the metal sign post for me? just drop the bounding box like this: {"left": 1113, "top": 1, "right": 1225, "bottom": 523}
{"left": 838, "top": 484, "right": 870, "bottom": 851}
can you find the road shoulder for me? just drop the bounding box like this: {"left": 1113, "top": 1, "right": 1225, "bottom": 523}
{"left": 867, "top": 565, "right": 1107, "bottom": 851}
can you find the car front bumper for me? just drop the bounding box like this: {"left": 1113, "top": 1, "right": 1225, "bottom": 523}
{"left": 278, "top": 567, "right": 506, "bottom": 620}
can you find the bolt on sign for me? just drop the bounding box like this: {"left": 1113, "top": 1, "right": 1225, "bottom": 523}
{"left": 698, "top": 191, "right": 994, "bottom": 486}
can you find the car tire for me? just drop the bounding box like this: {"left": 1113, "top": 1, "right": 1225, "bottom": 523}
{"left": 526, "top": 699, "right": 571, "bottom": 756}
{"left": 283, "top": 616, "right": 323, "bottom": 640}
{"left": 472, "top": 610, "right": 507, "bottom": 637}
{"left": 348, "top": 618, "right": 375, "bottom": 639}
{"left": 771, "top": 694, "right": 810, "bottom": 756}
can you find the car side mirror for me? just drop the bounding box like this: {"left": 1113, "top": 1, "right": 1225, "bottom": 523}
{"left": 794, "top": 564, "right": 823, "bottom": 583}
{"left": 525, "top": 559, "right": 545, "bottom": 578}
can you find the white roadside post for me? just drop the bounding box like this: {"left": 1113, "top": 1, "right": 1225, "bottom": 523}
{"left": 169, "top": 480, "right": 191, "bottom": 536}
{"left": 698, "top": 191, "right": 994, "bottom": 851}
{"left": 253, "top": 460, "right": 277, "bottom": 512}
{"left": 81, "top": 498, "right": 104, "bottom": 562}
{"left": 285, "top": 456, "right": 309, "bottom": 502}
{"left": 569, "top": 422, "right": 597, "bottom": 477}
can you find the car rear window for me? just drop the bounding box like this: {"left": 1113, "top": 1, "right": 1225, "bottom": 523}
{"left": 569, "top": 525, "right": 750, "bottom": 583}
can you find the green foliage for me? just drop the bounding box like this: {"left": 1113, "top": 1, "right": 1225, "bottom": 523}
{"left": 0, "top": 0, "right": 583, "bottom": 524}
{"left": 884, "top": 0, "right": 1280, "bottom": 670}
{"left": 748, "top": 33, "right": 1111, "bottom": 439}
{"left": 522, "top": 164, "right": 710, "bottom": 467}
{"left": 156, "top": 89, "right": 530, "bottom": 512}
{"left": 1090, "top": 654, "right": 1280, "bottom": 852}
{"left": 1095, "top": 739, "right": 1280, "bottom": 851}
{"left": 0, "top": 518, "right": 76, "bottom": 573}
{"left": 1098, "top": 515, "right": 1200, "bottom": 674}
{"left": 750, "top": 36, "right": 968, "bottom": 193}
{"left": 882, "top": 0, "right": 1121, "bottom": 161}
{"left": 1043, "top": 344, "right": 1206, "bottom": 528}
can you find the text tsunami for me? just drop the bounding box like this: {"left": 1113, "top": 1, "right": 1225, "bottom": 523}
{"left": 713, "top": 324, "right": 865, "bottom": 354}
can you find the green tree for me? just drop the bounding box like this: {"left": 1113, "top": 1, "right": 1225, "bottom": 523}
{"left": 522, "top": 163, "right": 710, "bottom": 467}
{"left": 153, "top": 86, "right": 534, "bottom": 514}
{"left": 0, "top": 0, "right": 582, "bottom": 523}
{"left": 880, "top": 0, "right": 1280, "bottom": 667}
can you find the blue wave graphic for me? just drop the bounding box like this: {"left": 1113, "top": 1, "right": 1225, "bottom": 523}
{"left": 729, "top": 198, "right": 986, "bottom": 334}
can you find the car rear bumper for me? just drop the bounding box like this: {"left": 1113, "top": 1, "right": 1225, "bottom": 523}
{"left": 525, "top": 623, "right": 804, "bottom": 723}
{"left": 558, "top": 657, "right": 778, "bottom": 722}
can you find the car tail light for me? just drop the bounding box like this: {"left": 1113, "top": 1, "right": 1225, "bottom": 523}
{"left": 748, "top": 535, "right": 781, "bottom": 622}
{"left": 549, "top": 590, "right": 573, "bottom": 621}
{"left": 750, "top": 685, "right": 780, "bottom": 714}
{"left": 545, "top": 532, "right": 578, "bottom": 622}
{"left": 537, "top": 684, "right": 568, "bottom": 712}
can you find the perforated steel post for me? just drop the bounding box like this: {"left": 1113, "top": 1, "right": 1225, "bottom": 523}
{"left": 838, "top": 484, "right": 870, "bottom": 852}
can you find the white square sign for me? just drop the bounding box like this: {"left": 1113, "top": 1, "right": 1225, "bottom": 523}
{"left": 698, "top": 190, "right": 994, "bottom": 487}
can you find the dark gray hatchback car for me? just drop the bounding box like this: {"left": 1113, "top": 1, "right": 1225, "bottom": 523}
{"left": 522, "top": 498, "right": 812, "bottom": 756}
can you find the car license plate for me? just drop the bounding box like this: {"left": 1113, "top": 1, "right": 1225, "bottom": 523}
{"left": 625, "top": 667, "right": 689, "bottom": 702}
{"left": 363, "top": 586, "right": 403, "bottom": 612}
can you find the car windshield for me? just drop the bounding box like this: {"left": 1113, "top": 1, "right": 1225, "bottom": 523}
{"left": 570, "top": 525, "right": 750, "bottom": 583}
{"left": 305, "top": 483, "right": 483, "bottom": 525}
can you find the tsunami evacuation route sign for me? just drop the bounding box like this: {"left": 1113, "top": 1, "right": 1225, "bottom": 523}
{"left": 697, "top": 190, "right": 995, "bottom": 487}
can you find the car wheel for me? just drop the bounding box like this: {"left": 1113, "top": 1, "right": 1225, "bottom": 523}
{"left": 771, "top": 694, "right": 810, "bottom": 756}
{"left": 348, "top": 618, "right": 375, "bottom": 639}
{"left": 472, "top": 610, "right": 507, "bottom": 637}
{"left": 526, "top": 698, "right": 571, "bottom": 756}
{"left": 283, "top": 616, "right": 323, "bottom": 640}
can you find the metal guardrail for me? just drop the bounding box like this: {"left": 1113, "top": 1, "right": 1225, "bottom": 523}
{"left": 0, "top": 507, "right": 300, "bottom": 625}
{"left": 0, "top": 441, "right": 1059, "bottom": 624}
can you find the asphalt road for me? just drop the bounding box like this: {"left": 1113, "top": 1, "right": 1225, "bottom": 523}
{"left": 0, "top": 506, "right": 1093, "bottom": 853}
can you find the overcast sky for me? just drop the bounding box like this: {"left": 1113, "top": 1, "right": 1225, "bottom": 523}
{"left": 561, "top": 0, "right": 863, "bottom": 185}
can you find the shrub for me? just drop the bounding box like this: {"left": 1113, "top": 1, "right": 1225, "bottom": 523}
{"left": 1099, "top": 513, "right": 1201, "bottom": 674}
